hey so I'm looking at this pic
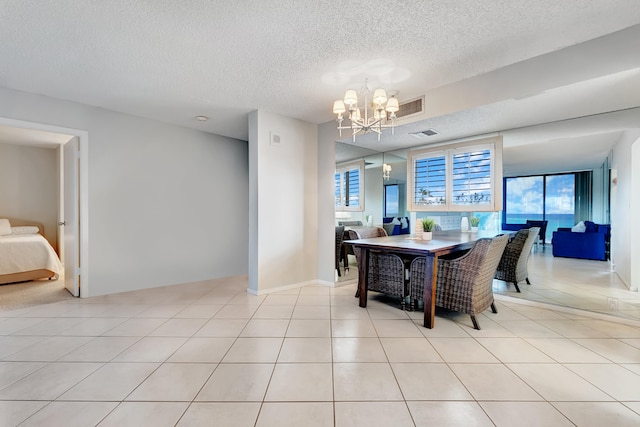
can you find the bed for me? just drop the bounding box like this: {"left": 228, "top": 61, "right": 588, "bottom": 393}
{"left": 0, "top": 218, "right": 63, "bottom": 285}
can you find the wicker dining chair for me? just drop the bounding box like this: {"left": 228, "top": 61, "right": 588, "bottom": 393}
{"left": 348, "top": 227, "right": 409, "bottom": 309}
{"left": 335, "top": 226, "right": 345, "bottom": 277}
{"left": 494, "top": 227, "right": 540, "bottom": 292}
{"left": 409, "top": 234, "right": 509, "bottom": 329}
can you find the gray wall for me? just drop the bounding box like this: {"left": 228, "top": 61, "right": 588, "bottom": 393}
{"left": 0, "top": 87, "right": 249, "bottom": 297}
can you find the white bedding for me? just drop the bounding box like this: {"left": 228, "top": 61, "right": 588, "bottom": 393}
{"left": 0, "top": 233, "right": 63, "bottom": 278}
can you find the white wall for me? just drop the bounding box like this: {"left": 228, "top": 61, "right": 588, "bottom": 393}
{"left": 0, "top": 143, "right": 59, "bottom": 249}
{"left": 364, "top": 166, "right": 383, "bottom": 225}
{"left": 610, "top": 129, "right": 640, "bottom": 288}
{"left": 318, "top": 121, "right": 339, "bottom": 284}
{"left": 631, "top": 139, "right": 640, "bottom": 291}
{"left": 0, "top": 87, "right": 249, "bottom": 297}
{"left": 248, "top": 110, "right": 319, "bottom": 293}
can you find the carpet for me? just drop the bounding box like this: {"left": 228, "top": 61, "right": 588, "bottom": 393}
{"left": 0, "top": 279, "right": 74, "bottom": 311}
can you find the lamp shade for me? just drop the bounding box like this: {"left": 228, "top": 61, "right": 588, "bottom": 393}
{"left": 385, "top": 97, "right": 399, "bottom": 112}
{"left": 333, "top": 100, "right": 346, "bottom": 114}
{"left": 343, "top": 89, "right": 358, "bottom": 106}
{"left": 373, "top": 88, "right": 387, "bottom": 105}
{"left": 351, "top": 108, "right": 361, "bottom": 121}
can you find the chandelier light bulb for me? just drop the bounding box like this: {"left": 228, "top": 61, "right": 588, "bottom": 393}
{"left": 372, "top": 88, "right": 387, "bottom": 105}
{"left": 385, "top": 97, "right": 399, "bottom": 112}
{"left": 343, "top": 89, "right": 358, "bottom": 106}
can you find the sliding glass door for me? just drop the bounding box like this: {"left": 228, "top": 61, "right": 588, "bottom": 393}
{"left": 504, "top": 173, "right": 579, "bottom": 240}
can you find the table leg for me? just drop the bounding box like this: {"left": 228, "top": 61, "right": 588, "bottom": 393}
{"left": 423, "top": 254, "right": 437, "bottom": 328}
{"left": 358, "top": 247, "right": 369, "bottom": 308}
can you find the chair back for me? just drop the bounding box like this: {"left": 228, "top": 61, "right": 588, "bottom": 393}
{"left": 335, "top": 226, "right": 345, "bottom": 269}
{"left": 526, "top": 220, "right": 547, "bottom": 244}
{"left": 496, "top": 227, "right": 539, "bottom": 283}
{"left": 347, "top": 227, "right": 388, "bottom": 264}
{"left": 409, "top": 234, "right": 508, "bottom": 306}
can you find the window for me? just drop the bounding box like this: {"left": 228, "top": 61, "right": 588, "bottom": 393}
{"left": 408, "top": 136, "right": 503, "bottom": 212}
{"left": 384, "top": 184, "right": 399, "bottom": 217}
{"left": 335, "top": 160, "right": 365, "bottom": 211}
{"left": 503, "top": 173, "right": 579, "bottom": 237}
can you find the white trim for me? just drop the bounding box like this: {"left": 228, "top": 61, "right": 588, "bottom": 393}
{"left": 0, "top": 117, "right": 90, "bottom": 298}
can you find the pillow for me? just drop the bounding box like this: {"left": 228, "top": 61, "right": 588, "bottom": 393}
{"left": 571, "top": 221, "right": 586, "bottom": 233}
{"left": 390, "top": 217, "right": 401, "bottom": 225}
{"left": 0, "top": 218, "right": 11, "bottom": 236}
{"left": 12, "top": 226, "right": 40, "bottom": 235}
{"left": 382, "top": 223, "right": 395, "bottom": 235}
{"left": 584, "top": 221, "right": 597, "bottom": 233}
{"left": 400, "top": 217, "right": 408, "bottom": 229}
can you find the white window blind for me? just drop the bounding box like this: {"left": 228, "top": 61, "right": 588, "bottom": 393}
{"left": 408, "top": 137, "right": 502, "bottom": 212}
{"left": 335, "top": 160, "right": 365, "bottom": 211}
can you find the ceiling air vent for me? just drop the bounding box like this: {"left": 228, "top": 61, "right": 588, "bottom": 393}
{"left": 410, "top": 128, "right": 439, "bottom": 138}
{"left": 395, "top": 96, "right": 424, "bottom": 119}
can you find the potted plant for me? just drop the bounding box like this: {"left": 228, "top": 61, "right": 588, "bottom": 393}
{"left": 469, "top": 216, "right": 480, "bottom": 233}
{"left": 421, "top": 218, "right": 435, "bottom": 240}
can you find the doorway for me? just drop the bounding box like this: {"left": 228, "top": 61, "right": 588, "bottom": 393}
{"left": 0, "top": 117, "right": 89, "bottom": 297}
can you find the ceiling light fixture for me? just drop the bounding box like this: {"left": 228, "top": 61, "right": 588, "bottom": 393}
{"left": 195, "top": 115, "right": 209, "bottom": 122}
{"left": 383, "top": 163, "right": 392, "bottom": 180}
{"left": 332, "top": 79, "right": 399, "bottom": 142}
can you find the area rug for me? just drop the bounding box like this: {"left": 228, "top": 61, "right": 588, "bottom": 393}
{"left": 0, "top": 279, "right": 74, "bottom": 311}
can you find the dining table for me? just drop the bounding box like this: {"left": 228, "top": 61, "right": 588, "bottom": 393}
{"left": 348, "top": 230, "right": 509, "bottom": 329}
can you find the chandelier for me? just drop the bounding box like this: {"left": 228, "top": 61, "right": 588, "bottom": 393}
{"left": 332, "top": 79, "right": 399, "bottom": 141}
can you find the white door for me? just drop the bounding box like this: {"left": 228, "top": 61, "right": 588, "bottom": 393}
{"left": 63, "top": 137, "right": 80, "bottom": 296}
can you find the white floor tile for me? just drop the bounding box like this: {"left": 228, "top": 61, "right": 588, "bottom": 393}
{"left": 265, "top": 363, "right": 333, "bottom": 401}
{"left": 0, "top": 362, "right": 101, "bottom": 400}
{"left": 507, "top": 363, "right": 615, "bottom": 401}
{"left": 408, "top": 401, "right": 494, "bottom": 427}
{"left": 97, "top": 401, "right": 189, "bottom": 427}
{"left": 178, "top": 402, "right": 260, "bottom": 426}
{"left": 552, "top": 402, "right": 640, "bottom": 427}
{"left": 278, "top": 337, "right": 332, "bottom": 362}
{"left": 480, "top": 401, "right": 574, "bottom": 427}
{"left": 196, "top": 363, "right": 273, "bottom": 401}
{"left": 450, "top": 363, "right": 542, "bottom": 401}
{"left": 332, "top": 337, "right": 387, "bottom": 362}
{"left": 428, "top": 338, "right": 500, "bottom": 363}
{"left": 257, "top": 402, "right": 333, "bottom": 427}
{"left": 335, "top": 402, "right": 414, "bottom": 427}
{"left": 167, "top": 337, "right": 235, "bottom": 362}
{"left": 0, "top": 401, "right": 48, "bottom": 426}
{"left": 333, "top": 363, "right": 403, "bottom": 401}
{"left": 392, "top": 363, "right": 473, "bottom": 400}
{"left": 126, "top": 363, "right": 215, "bottom": 401}
{"left": 58, "top": 362, "right": 159, "bottom": 401}
{"left": 222, "top": 338, "right": 283, "bottom": 363}
{"left": 565, "top": 363, "right": 640, "bottom": 400}
{"left": 19, "top": 401, "right": 117, "bottom": 427}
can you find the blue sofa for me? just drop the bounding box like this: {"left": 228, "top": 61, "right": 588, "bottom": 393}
{"left": 382, "top": 217, "right": 410, "bottom": 235}
{"left": 552, "top": 221, "right": 610, "bottom": 261}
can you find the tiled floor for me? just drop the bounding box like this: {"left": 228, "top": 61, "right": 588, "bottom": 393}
{"left": 1, "top": 268, "right": 640, "bottom": 426}
{"left": 493, "top": 245, "right": 640, "bottom": 322}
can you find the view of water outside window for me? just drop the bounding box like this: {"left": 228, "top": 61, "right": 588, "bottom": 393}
{"left": 505, "top": 174, "right": 575, "bottom": 236}
{"left": 385, "top": 184, "right": 399, "bottom": 217}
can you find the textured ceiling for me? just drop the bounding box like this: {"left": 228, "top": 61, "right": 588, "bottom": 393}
{"left": 1, "top": 1, "right": 640, "bottom": 174}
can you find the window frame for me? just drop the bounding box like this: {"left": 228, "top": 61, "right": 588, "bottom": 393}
{"left": 408, "top": 136, "right": 503, "bottom": 212}
{"left": 335, "top": 159, "right": 365, "bottom": 212}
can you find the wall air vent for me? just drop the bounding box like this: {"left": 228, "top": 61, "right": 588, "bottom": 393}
{"left": 410, "top": 128, "right": 439, "bottom": 138}
{"left": 395, "top": 96, "right": 424, "bottom": 119}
